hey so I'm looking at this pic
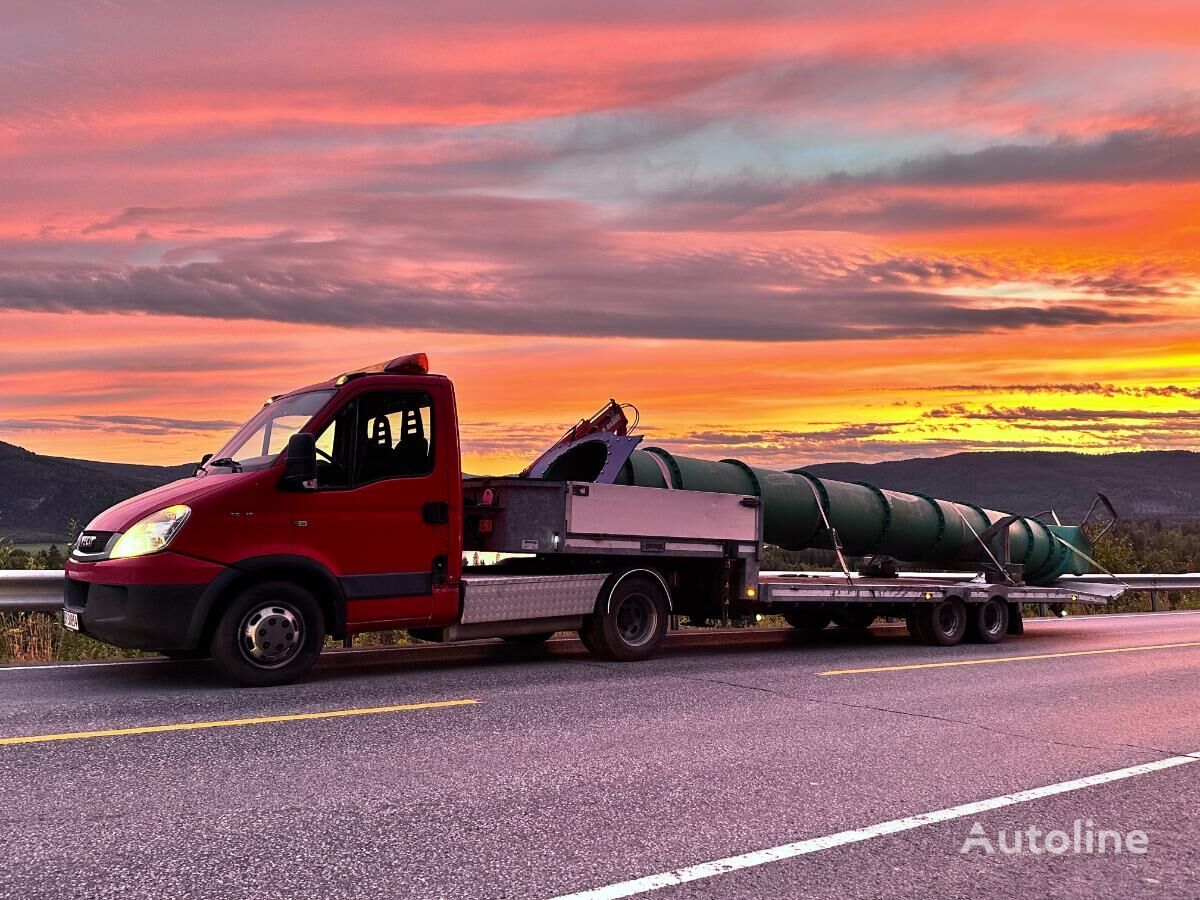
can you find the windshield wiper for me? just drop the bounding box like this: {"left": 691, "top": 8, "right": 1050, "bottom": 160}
{"left": 207, "top": 457, "right": 243, "bottom": 472}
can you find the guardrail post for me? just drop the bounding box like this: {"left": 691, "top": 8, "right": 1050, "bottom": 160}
{"left": 1150, "top": 590, "right": 1159, "bottom": 612}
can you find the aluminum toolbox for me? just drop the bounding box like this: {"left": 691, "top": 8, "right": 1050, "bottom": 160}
{"left": 463, "top": 477, "right": 761, "bottom": 561}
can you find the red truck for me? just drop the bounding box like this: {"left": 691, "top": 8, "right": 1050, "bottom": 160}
{"left": 64, "top": 353, "right": 1116, "bottom": 686}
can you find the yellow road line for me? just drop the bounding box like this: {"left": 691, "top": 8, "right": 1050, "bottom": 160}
{"left": 0, "top": 698, "right": 479, "bottom": 746}
{"left": 820, "top": 641, "right": 1200, "bottom": 676}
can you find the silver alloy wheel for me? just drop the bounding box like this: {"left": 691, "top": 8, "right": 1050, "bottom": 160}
{"left": 238, "top": 603, "right": 304, "bottom": 668}
{"left": 615, "top": 591, "right": 657, "bottom": 647}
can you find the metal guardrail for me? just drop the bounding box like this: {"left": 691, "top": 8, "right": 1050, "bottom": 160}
{"left": 2, "top": 569, "right": 1199, "bottom": 617}
{"left": 0, "top": 570, "right": 66, "bottom": 613}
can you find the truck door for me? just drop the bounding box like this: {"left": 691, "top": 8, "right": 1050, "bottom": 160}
{"left": 293, "top": 387, "right": 451, "bottom": 627}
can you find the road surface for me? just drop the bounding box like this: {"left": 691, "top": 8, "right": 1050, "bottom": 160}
{"left": 2, "top": 611, "right": 1199, "bottom": 899}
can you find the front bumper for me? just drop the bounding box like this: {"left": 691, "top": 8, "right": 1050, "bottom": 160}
{"left": 65, "top": 553, "right": 228, "bottom": 651}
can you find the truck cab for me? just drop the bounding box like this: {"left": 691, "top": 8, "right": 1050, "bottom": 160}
{"left": 65, "top": 354, "right": 468, "bottom": 684}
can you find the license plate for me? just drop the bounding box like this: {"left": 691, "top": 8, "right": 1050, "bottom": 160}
{"left": 63, "top": 610, "right": 79, "bottom": 631}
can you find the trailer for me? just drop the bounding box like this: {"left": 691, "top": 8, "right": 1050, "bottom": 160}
{"left": 455, "top": 476, "right": 1121, "bottom": 652}
{"left": 61, "top": 353, "right": 1200, "bottom": 686}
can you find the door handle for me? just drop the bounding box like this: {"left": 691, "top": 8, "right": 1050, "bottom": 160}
{"left": 423, "top": 501, "right": 450, "bottom": 525}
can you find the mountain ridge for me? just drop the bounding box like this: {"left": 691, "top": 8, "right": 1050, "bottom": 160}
{"left": 1, "top": 439, "right": 1197, "bottom": 542}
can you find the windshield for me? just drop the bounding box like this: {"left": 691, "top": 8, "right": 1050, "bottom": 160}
{"left": 205, "top": 390, "right": 335, "bottom": 472}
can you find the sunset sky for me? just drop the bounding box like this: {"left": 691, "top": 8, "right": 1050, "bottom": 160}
{"left": 2, "top": 0, "right": 1199, "bottom": 474}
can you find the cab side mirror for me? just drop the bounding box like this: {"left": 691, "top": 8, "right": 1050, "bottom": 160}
{"left": 195, "top": 452, "right": 213, "bottom": 475}
{"left": 282, "top": 433, "right": 317, "bottom": 489}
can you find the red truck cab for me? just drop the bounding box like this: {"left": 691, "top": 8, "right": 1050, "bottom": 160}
{"left": 65, "top": 353, "right": 465, "bottom": 684}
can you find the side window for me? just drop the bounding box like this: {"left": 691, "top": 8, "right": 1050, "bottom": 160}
{"left": 312, "top": 400, "right": 356, "bottom": 488}
{"left": 266, "top": 415, "right": 311, "bottom": 456}
{"left": 353, "top": 391, "right": 435, "bottom": 484}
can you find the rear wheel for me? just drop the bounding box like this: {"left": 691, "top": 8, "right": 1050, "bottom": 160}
{"left": 783, "top": 610, "right": 831, "bottom": 633}
{"left": 914, "top": 597, "right": 967, "bottom": 646}
{"left": 832, "top": 608, "right": 876, "bottom": 631}
{"left": 966, "top": 597, "right": 1009, "bottom": 644}
{"left": 210, "top": 581, "right": 325, "bottom": 687}
{"left": 583, "top": 573, "right": 668, "bottom": 661}
{"left": 905, "top": 609, "right": 930, "bottom": 643}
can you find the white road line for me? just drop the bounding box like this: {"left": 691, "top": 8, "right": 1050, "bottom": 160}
{"left": 3, "top": 609, "right": 1198, "bottom": 673}
{"left": 1026, "top": 609, "right": 1200, "bottom": 623}
{"left": 0, "top": 658, "right": 168, "bottom": 672}
{"left": 549, "top": 751, "right": 1200, "bottom": 900}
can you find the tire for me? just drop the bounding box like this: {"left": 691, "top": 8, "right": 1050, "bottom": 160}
{"left": 783, "top": 610, "right": 831, "bottom": 632}
{"left": 913, "top": 597, "right": 967, "bottom": 647}
{"left": 160, "top": 648, "right": 207, "bottom": 661}
{"left": 209, "top": 581, "right": 325, "bottom": 687}
{"left": 905, "top": 609, "right": 931, "bottom": 643}
{"left": 583, "top": 573, "right": 668, "bottom": 661}
{"left": 502, "top": 632, "right": 556, "bottom": 645}
{"left": 577, "top": 627, "right": 598, "bottom": 654}
{"left": 966, "top": 597, "right": 1009, "bottom": 644}
{"left": 832, "top": 608, "right": 876, "bottom": 631}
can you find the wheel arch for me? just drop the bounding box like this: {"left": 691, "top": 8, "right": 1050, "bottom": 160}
{"left": 601, "top": 567, "right": 672, "bottom": 615}
{"left": 192, "top": 555, "right": 347, "bottom": 647}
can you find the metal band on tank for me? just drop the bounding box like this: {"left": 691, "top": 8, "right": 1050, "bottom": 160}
{"left": 853, "top": 481, "right": 892, "bottom": 550}
{"left": 789, "top": 470, "right": 834, "bottom": 545}
{"left": 1004, "top": 512, "right": 1037, "bottom": 564}
{"left": 911, "top": 492, "right": 947, "bottom": 546}
{"left": 644, "top": 447, "right": 683, "bottom": 489}
{"left": 645, "top": 452, "right": 675, "bottom": 489}
{"left": 720, "top": 458, "right": 762, "bottom": 497}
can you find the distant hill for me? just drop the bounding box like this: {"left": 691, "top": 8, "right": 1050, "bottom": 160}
{"left": 2, "top": 441, "right": 1198, "bottom": 543}
{"left": 0, "top": 440, "right": 192, "bottom": 542}
{"left": 805, "top": 451, "right": 1200, "bottom": 523}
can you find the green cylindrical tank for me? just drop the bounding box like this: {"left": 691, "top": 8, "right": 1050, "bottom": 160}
{"left": 591, "top": 445, "right": 1091, "bottom": 585}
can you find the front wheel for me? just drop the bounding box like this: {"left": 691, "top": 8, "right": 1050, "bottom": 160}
{"left": 582, "top": 573, "right": 668, "bottom": 661}
{"left": 210, "top": 581, "right": 325, "bottom": 687}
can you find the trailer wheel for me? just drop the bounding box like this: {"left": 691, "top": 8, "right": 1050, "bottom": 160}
{"left": 209, "top": 581, "right": 325, "bottom": 687}
{"left": 832, "top": 608, "right": 876, "bottom": 631}
{"left": 905, "top": 609, "right": 931, "bottom": 643}
{"left": 966, "top": 598, "right": 1009, "bottom": 644}
{"left": 914, "top": 597, "right": 967, "bottom": 646}
{"left": 783, "top": 610, "right": 831, "bottom": 633}
{"left": 583, "top": 573, "right": 668, "bottom": 662}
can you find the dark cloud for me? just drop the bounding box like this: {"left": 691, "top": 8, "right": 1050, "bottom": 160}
{"left": 0, "top": 414, "right": 239, "bottom": 436}
{"left": 922, "top": 383, "right": 1200, "bottom": 399}
{"left": 842, "top": 128, "right": 1200, "bottom": 187}
{"left": 0, "top": 253, "right": 1152, "bottom": 342}
{"left": 632, "top": 189, "right": 1057, "bottom": 233}
{"left": 0, "top": 190, "right": 1165, "bottom": 344}
{"left": 947, "top": 405, "right": 1200, "bottom": 424}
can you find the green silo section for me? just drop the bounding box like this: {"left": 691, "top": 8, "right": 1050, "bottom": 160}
{"left": 611, "top": 446, "right": 1091, "bottom": 585}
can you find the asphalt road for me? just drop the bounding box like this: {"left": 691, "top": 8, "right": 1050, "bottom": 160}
{"left": 2, "top": 611, "right": 1199, "bottom": 899}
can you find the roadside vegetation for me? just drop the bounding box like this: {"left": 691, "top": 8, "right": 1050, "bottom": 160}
{"left": 2, "top": 521, "right": 1198, "bottom": 664}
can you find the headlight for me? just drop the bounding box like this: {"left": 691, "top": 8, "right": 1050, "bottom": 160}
{"left": 109, "top": 505, "right": 192, "bottom": 559}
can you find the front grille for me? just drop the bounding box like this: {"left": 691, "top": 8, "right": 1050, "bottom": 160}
{"left": 73, "top": 531, "right": 115, "bottom": 558}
